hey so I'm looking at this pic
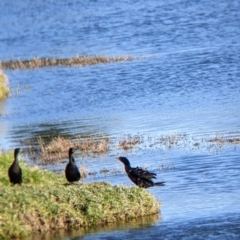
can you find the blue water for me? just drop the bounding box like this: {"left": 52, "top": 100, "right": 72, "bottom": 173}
{"left": 1, "top": 0, "right": 240, "bottom": 239}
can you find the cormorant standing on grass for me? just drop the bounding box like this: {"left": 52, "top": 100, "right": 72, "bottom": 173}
{"left": 8, "top": 148, "right": 22, "bottom": 185}
{"left": 65, "top": 148, "right": 81, "bottom": 183}
{"left": 118, "top": 156, "right": 165, "bottom": 188}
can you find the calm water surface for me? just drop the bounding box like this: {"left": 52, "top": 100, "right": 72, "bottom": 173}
{"left": 0, "top": 0, "right": 240, "bottom": 239}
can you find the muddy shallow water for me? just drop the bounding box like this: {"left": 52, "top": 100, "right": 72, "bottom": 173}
{"left": 1, "top": 0, "right": 240, "bottom": 239}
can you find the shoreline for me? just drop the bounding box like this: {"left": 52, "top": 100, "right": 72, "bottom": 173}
{"left": 0, "top": 151, "right": 160, "bottom": 239}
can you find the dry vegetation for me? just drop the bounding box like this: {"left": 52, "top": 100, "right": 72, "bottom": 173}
{"left": 148, "top": 132, "right": 240, "bottom": 153}
{"left": 75, "top": 135, "right": 110, "bottom": 155}
{"left": 21, "top": 132, "right": 240, "bottom": 164}
{"left": 226, "top": 138, "right": 240, "bottom": 144}
{"left": 208, "top": 135, "right": 240, "bottom": 145}
{"left": 205, "top": 134, "right": 240, "bottom": 153}
{"left": 0, "top": 56, "right": 135, "bottom": 70}
{"left": 155, "top": 133, "right": 187, "bottom": 150}
{"left": 207, "top": 134, "right": 225, "bottom": 148}
{"left": 118, "top": 134, "right": 142, "bottom": 150}
{"left": 0, "top": 70, "right": 10, "bottom": 99}
{"left": 24, "top": 135, "right": 110, "bottom": 163}
{"left": 22, "top": 134, "right": 144, "bottom": 164}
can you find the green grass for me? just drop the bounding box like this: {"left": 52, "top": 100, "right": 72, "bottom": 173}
{"left": 0, "top": 70, "right": 10, "bottom": 100}
{"left": 0, "top": 151, "right": 160, "bottom": 239}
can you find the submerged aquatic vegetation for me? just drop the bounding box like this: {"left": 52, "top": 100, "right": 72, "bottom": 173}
{"left": 0, "top": 55, "right": 135, "bottom": 70}
{"left": 208, "top": 134, "right": 240, "bottom": 145}
{"left": 226, "top": 138, "right": 240, "bottom": 144}
{"left": 22, "top": 132, "right": 240, "bottom": 164}
{"left": 0, "top": 151, "right": 160, "bottom": 239}
{"left": 118, "top": 134, "right": 142, "bottom": 150}
{"left": 151, "top": 133, "right": 188, "bottom": 150}
{"left": 206, "top": 133, "right": 240, "bottom": 153}
{"left": 0, "top": 70, "right": 10, "bottom": 100}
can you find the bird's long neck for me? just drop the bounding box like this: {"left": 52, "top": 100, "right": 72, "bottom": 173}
{"left": 124, "top": 161, "right": 131, "bottom": 172}
{"left": 69, "top": 153, "right": 75, "bottom": 164}
{"left": 14, "top": 151, "right": 19, "bottom": 164}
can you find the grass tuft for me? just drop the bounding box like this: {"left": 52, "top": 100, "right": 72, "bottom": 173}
{"left": 118, "top": 135, "right": 142, "bottom": 150}
{"left": 0, "top": 151, "right": 160, "bottom": 239}
{"left": 21, "top": 135, "right": 110, "bottom": 163}
{"left": 0, "top": 70, "right": 10, "bottom": 100}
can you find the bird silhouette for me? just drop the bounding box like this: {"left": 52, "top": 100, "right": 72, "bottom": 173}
{"left": 65, "top": 148, "right": 81, "bottom": 183}
{"left": 8, "top": 148, "right": 22, "bottom": 185}
{"left": 118, "top": 156, "right": 165, "bottom": 188}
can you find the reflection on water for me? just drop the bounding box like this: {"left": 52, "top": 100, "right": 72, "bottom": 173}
{"left": 32, "top": 214, "right": 160, "bottom": 240}
{"left": 80, "top": 213, "right": 240, "bottom": 240}
{"left": 0, "top": 100, "right": 9, "bottom": 148}
{"left": 10, "top": 121, "right": 110, "bottom": 145}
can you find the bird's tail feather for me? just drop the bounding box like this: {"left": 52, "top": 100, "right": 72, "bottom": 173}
{"left": 154, "top": 182, "right": 165, "bottom": 186}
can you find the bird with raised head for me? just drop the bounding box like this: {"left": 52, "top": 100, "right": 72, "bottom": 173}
{"left": 8, "top": 148, "right": 22, "bottom": 185}
{"left": 118, "top": 156, "right": 165, "bottom": 188}
{"left": 65, "top": 147, "right": 81, "bottom": 183}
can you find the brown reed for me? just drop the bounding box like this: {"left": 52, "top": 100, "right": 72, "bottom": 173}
{"left": 22, "top": 132, "right": 240, "bottom": 164}
{"left": 0, "top": 55, "right": 135, "bottom": 70}
{"left": 118, "top": 134, "right": 142, "bottom": 150}
{"left": 31, "top": 135, "right": 110, "bottom": 163}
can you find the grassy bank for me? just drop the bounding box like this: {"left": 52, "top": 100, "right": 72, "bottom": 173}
{"left": 0, "top": 151, "right": 160, "bottom": 239}
{"left": 0, "top": 70, "right": 10, "bottom": 99}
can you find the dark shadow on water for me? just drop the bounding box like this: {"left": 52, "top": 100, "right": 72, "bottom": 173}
{"left": 9, "top": 120, "right": 109, "bottom": 144}
{"left": 31, "top": 213, "right": 160, "bottom": 240}
{"left": 5, "top": 121, "right": 111, "bottom": 163}
{"left": 31, "top": 213, "right": 240, "bottom": 240}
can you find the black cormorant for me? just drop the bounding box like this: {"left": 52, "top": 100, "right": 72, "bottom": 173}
{"left": 118, "top": 156, "right": 165, "bottom": 188}
{"left": 8, "top": 148, "right": 22, "bottom": 185}
{"left": 65, "top": 148, "right": 81, "bottom": 183}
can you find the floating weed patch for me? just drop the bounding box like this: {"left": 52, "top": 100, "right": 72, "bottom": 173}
{"left": 22, "top": 132, "right": 240, "bottom": 164}
{"left": 205, "top": 133, "right": 240, "bottom": 153}
{"left": 148, "top": 132, "right": 240, "bottom": 153}
{"left": 155, "top": 133, "right": 188, "bottom": 150}
{"left": 0, "top": 151, "right": 160, "bottom": 239}
{"left": 208, "top": 134, "right": 225, "bottom": 146}
{"left": 0, "top": 56, "right": 135, "bottom": 70}
{"left": 226, "top": 138, "right": 240, "bottom": 144}
{"left": 208, "top": 134, "right": 240, "bottom": 145}
{"left": 118, "top": 134, "right": 142, "bottom": 150}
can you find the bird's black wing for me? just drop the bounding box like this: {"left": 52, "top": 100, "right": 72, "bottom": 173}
{"left": 19, "top": 167, "right": 22, "bottom": 183}
{"left": 130, "top": 167, "right": 157, "bottom": 180}
{"left": 127, "top": 167, "right": 157, "bottom": 188}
